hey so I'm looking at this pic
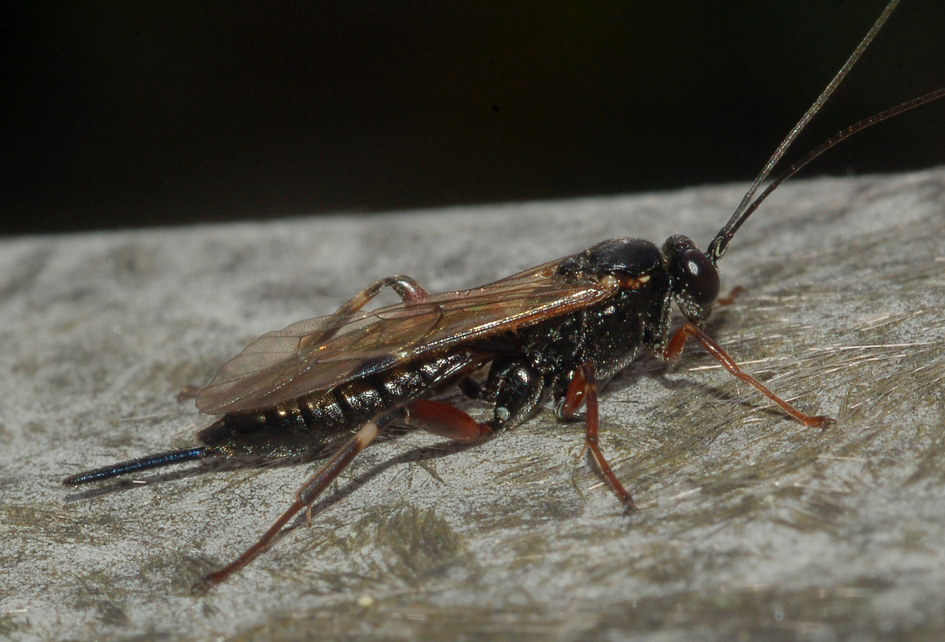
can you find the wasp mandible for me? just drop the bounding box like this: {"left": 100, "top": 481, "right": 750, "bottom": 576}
{"left": 64, "top": 0, "right": 945, "bottom": 592}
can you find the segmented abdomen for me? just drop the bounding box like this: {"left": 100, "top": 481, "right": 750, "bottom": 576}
{"left": 196, "top": 350, "right": 482, "bottom": 458}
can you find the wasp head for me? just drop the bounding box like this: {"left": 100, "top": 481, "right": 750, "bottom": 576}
{"left": 663, "top": 235, "right": 720, "bottom": 324}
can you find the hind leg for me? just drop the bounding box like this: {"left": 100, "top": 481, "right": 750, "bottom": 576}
{"left": 194, "top": 395, "right": 501, "bottom": 592}
{"left": 194, "top": 419, "right": 385, "bottom": 592}
{"left": 308, "top": 275, "right": 429, "bottom": 345}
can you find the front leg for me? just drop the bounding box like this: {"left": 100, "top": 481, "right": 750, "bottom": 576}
{"left": 664, "top": 322, "right": 834, "bottom": 429}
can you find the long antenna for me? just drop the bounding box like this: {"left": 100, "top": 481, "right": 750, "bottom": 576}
{"left": 706, "top": 0, "right": 901, "bottom": 265}
{"left": 713, "top": 87, "right": 945, "bottom": 242}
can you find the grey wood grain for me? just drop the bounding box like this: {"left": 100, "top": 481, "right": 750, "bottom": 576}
{"left": 2, "top": 167, "right": 944, "bottom": 641}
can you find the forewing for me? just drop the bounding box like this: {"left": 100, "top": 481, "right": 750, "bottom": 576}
{"left": 196, "top": 260, "right": 617, "bottom": 414}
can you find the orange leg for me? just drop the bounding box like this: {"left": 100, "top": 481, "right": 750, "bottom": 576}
{"left": 193, "top": 400, "right": 491, "bottom": 592}
{"left": 561, "top": 363, "right": 638, "bottom": 511}
{"left": 716, "top": 285, "right": 747, "bottom": 306}
{"left": 193, "top": 420, "right": 383, "bottom": 593}
{"left": 302, "top": 275, "right": 429, "bottom": 348}
{"left": 400, "top": 400, "right": 493, "bottom": 441}
{"left": 333, "top": 274, "right": 428, "bottom": 313}
{"left": 664, "top": 322, "right": 834, "bottom": 429}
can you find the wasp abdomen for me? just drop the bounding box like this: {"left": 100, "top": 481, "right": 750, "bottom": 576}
{"left": 198, "top": 351, "right": 480, "bottom": 458}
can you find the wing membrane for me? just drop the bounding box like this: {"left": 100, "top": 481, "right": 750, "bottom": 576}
{"left": 197, "top": 259, "right": 617, "bottom": 414}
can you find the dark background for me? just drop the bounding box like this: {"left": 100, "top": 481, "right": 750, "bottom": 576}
{"left": 4, "top": 1, "right": 944, "bottom": 236}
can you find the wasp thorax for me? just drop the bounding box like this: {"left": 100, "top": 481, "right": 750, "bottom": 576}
{"left": 559, "top": 238, "right": 663, "bottom": 280}
{"left": 663, "top": 235, "right": 720, "bottom": 320}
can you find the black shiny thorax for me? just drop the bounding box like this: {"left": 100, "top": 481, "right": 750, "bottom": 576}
{"left": 478, "top": 238, "right": 679, "bottom": 406}
{"left": 470, "top": 234, "right": 721, "bottom": 415}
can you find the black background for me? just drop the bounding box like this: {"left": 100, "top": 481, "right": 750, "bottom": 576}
{"left": 4, "top": 1, "right": 944, "bottom": 235}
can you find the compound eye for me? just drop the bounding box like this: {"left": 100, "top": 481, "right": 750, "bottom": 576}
{"left": 674, "top": 245, "right": 720, "bottom": 306}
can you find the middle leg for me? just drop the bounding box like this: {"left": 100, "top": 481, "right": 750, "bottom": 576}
{"left": 559, "top": 362, "right": 638, "bottom": 510}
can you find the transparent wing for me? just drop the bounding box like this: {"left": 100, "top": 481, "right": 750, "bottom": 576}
{"left": 196, "top": 259, "right": 618, "bottom": 414}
